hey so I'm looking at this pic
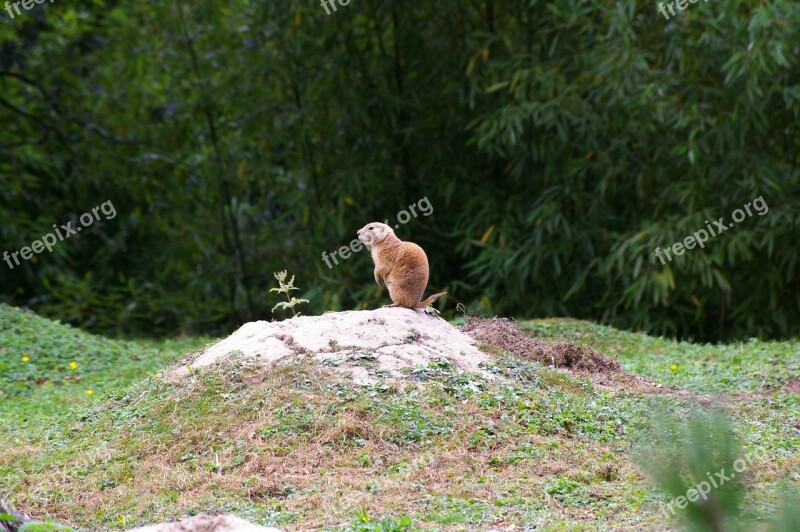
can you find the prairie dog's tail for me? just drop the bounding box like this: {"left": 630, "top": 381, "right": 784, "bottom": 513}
{"left": 416, "top": 292, "right": 447, "bottom": 309}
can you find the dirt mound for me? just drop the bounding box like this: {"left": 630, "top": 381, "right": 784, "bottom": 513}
{"left": 170, "top": 308, "right": 491, "bottom": 385}
{"left": 461, "top": 317, "right": 620, "bottom": 373}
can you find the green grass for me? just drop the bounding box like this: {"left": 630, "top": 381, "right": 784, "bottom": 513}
{"left": 1, "top": 308, "right": 798, "bottom": 531}
{"left": 526, "top": 318, "right": 800, "bottom": 394}
{"left": 0, "top": 303, "right": 209, "bottom": 432}
{"left": 527, "top": 318, "right": 800, "bottom": 465}
{"left": 0, "top": 357, "right": 656, "bottom": 530}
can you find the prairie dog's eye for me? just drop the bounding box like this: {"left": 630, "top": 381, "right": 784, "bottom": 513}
{"left": 368, "top": 226, "right": 374, "bottom": 230}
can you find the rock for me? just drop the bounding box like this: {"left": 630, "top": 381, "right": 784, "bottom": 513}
{"left": 126, "top": 514, "right": 280, "bottom": 532}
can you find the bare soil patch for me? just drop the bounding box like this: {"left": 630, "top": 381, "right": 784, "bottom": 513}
{"left": 461, "top": 316, "right": 620, "bottom": 372}
{"left": 460, "top": 317, "right": 699, "bottom": 398}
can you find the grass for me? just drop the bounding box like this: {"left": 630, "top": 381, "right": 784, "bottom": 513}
{"left": 0, "top": 307, "right": 798, "bottom": 531}
{"left": 0, "top": 304, "right": 208, "bottom": 433}
{"left": 528, "top": 319, "right": 800, "bottom": 474}
{"left": 526, "top": 318, "right": 800, "bottom": 394}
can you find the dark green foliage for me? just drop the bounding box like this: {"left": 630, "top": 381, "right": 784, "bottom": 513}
{"left": 0, "top": 0, "right": 797, "bottom": 339}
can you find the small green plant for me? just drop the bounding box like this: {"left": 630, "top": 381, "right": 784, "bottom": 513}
{"left": 19, "top": 520, "right": 76, "bottom": 532}
{"left": 269, "top": 270, "right": 310, "bottom": 318}
{"left": 349, "top": 510, "right": 413, "bottom": 531}
{"left": 636, "top": 407, "right": 800, "bottom": 531}
{"left": 0, "top": 513, "right": 76, "bottom": 532}
{"left": 636, "top": 408, "right": 744, "bottom": 531}
{"left": 345, "top": 350, "right": 378, "bottom": 366}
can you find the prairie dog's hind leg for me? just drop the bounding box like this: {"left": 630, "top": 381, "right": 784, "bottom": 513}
{"left": 387, "top": 278, "right": 416, "bottom": 308}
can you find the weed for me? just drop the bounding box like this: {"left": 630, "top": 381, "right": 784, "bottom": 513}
{"left": 269, "top": 270, "right": 309, "bottom": 318}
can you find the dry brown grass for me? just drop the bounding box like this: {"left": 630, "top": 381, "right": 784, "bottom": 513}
{"left": 460, "top": 316, "right": 702, "bottom": 399}
{"left": 461, "top": 316, "right": 620, "bottom": 372}
{"left": 1, "top": 359, "right": 654, "bottom": 530}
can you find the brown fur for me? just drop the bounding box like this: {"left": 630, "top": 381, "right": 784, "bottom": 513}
{"left": 357, "top": 222, "right": 446, "bottom": 309}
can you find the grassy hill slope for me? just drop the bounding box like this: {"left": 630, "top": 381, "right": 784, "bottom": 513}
{"left": 1, "top": 307, "right": 798, "bottom": 531}
{"left": 0, "top": 303, "right": 208, "bottom": 432}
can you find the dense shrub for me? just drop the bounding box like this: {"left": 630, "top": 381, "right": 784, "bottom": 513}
{"left": 0, "top": 0, "right": 797, "bottom": 340}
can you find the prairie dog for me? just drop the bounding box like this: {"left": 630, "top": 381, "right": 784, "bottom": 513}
{"left": 357, "top": 222, "right": 446, "bottom": 310}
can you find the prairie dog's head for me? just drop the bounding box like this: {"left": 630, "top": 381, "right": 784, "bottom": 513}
{"left": 357, "top": 222, "right": 394, "bottom": 247}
